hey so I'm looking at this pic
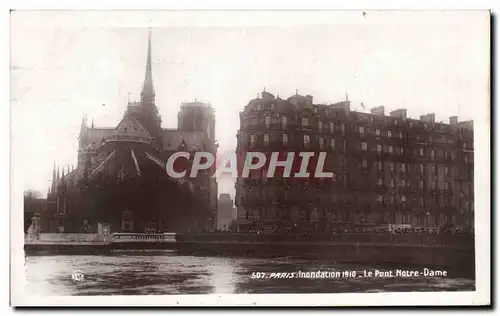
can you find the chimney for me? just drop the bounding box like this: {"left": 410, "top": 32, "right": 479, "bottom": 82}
{"left": 306, "top": 95, "right": 313, "bottom": 107}
{"left": 449, "top": 116, "right": 458, "bottom": 126}
{"left": 390, "top": 109, "right": 407, "bottom": 120}
{"left": 420, "top": 113, "right": 435, "bottom": 123}
{"left": 371, "top": 106, "right": 385, "bottom": 116}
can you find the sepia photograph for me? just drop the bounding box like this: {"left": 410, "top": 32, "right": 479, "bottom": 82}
{"left": 10, "top": 9, "right": 490, "bottom": 306}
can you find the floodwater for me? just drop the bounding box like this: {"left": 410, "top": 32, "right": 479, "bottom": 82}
{"left": 24, "top": 252, "right": 475, "bottom": 295}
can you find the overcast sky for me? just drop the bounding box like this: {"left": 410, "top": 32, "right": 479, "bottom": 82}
{"left": 11, "top": 11, "right": 489, "bottom": 198}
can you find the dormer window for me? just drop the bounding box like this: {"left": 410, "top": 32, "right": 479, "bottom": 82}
{"left": 302, "top": 117, "right": 309, "bottom": 127}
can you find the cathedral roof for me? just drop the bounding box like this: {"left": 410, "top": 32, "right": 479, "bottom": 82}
{"left": 107, "top": 115, "right": 153, "bottom": 144}
{"left": 86, "top": 127, "right": 114, "bottom": 145}
{"left": 161, "top": 129, "right": 207, "bottom": 151}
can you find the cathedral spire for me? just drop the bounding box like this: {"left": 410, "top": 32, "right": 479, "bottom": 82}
{"left": 141, "top": 27, "right": 155, "bottom": 104}
{"left": 51, "top": 162, "right": 56, "bottom": 193}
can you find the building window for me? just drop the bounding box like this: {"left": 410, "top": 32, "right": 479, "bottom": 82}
{"left": 401, "top": 195, "right": 407, "bottom": 203}
{"left": 318, "top": 121, "right": 323, "bottom": 133}
{"left": 390, "top": 195, "right": 395, "bottom": 204}
{"left": 432, "top": 165, "right": 437, "bottom": 176}
{"left": 264, "top": 133, "right": 269, "bottom": 144}
{"left": 400, "top": 147, "right": 405, "bottom": 154}
{"left": 375, "top": 128, "right": 380, "bottom": 136}
{"left": 281, "top": 116, "right": 287, "bottom": 129}
{"left": 444, "top": 166, "right": 449, "bottom": 176}
{"left": 362, "top": 159, "right": 368, "bottom": 168}
{"left": 400, "top": 179, "right": 406, "bottom": 187}
{"left": 444, "top": 181, "right": 449, "bottom": 191}
{"left": 377, "top": 161, "right": 383, "bottom": 171}
{"left": 388, "top": 130, "right": 392, "bottom": 137}
{"left": 431, "top": 150, "right": 436, "bottom": 160}
{"left": 359, "top": 126, "right": 365, "bottom": 135}
{"left": 444, "top": 151, "right": 449, "bottom": 159}
{"left": 249, "top": 134, "right": 256, "bottom": 145}
{"left": 378, "top": 178, "right": 383, "bottom": 186}
{"left": 400, "top": 163, "right": 406, "bottom": 172}
{"left": 388, "top": 145, "right": 393, "bottom": 153}
{"left": 329, "top": 122, "right": 334, "bottom": 133}
{"left": 399, "top": 132, "right": 403, "bottom": 139}
{"left": 319, "top": 137, "right": 324, "bottom": 149}
{"left": 419, "top": 148, "right": 424, "bottom": 156}
{"left": 389, "top": 179, "right": 395, "bottom": 188}
{"left": 419, "top": 180, "right": 424, "bottom": 189}
{"left": 377, "top": 144, "right": 382, "bottom": 153}
{"left": 419, "top": 164, "right": 425, "bottom": 173}
{"left": 302, "top": 117, "right": 309, "bottom": 127}
{"left": 265, "top": 116, "right": 271, "bottom": 128}
{"left": 377, "top": 195, "right": 383, "bottom": 202}
{"left": 389, "top": 162, "right": 394, "bottom": 172}
{"left": 361, "top": 142, "right": 368, "bottom": 151}
{"left": 304, "top": 135, "right": 310, "bottom": 146}
{"left": 330, "top": 138, "right": 335, "bottom": 149}
{"left": 282, "top": 133, "right": 288, "bottom": 145}
{"left": 431, "top": 180, "right": 437, "bottom": 190}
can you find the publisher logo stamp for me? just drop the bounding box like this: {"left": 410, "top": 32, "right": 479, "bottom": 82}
{"left": 71, "top": 270, "right": 84, "bottom": 282}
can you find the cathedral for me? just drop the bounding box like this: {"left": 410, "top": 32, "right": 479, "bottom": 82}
{"left": 42, "top": 29, "right": 218, "bottom": 233}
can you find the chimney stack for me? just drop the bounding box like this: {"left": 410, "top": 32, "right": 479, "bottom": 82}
{"left": 371, "top": 106, "right": 385, "bottom": 116}
{"left": 305, "top": 95, "right": 313, "bottom": 107}
{"left": 390, "top": 109, "right": 407, "bottom": 120}
{"left": 420, "top": 113, "right": 435, "bottom": 123}
{"left": 449, "top": 116, "right": 458, "bottom": 125}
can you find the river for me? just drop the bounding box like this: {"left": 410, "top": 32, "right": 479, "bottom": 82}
{"left": 24, "top": 251, "right": 475, "bottom": 295}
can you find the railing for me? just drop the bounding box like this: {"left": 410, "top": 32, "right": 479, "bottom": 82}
{"left": 175, "top": 232, "right": 474, "bottom": 248}
{"left": 112, "top": 233, "right": 176, "bottom": 243}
